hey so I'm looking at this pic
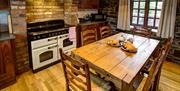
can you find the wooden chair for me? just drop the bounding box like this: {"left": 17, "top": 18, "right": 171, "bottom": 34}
{"left": 81, "top": 28, "right": 97, "bottom": 46}
{"left": 131, "top": 26, "right": 152, "bottom": 38}
{"left": 136, "top": 38, "right": 172, "bottom": 91}
{"left": 60, "top": 49, "right": 112, "bottom": 91}
{"left": 99, "top": 25, "right": 112, "bottom": 39}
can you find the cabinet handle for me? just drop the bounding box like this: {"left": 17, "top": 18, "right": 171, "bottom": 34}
{"left": 48, "top": 37, "right": 58, "bottom": 41}
{"left": 48, "top": 45, "right": 58, "bottom": 49}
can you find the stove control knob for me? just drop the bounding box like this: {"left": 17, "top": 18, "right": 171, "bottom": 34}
{"left": 33, "top": 37, "right": 36, "bottom": 40}
{"left": 37, "top": 36, "right": 41, "bottom": 39}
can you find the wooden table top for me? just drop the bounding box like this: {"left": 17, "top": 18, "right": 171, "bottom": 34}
{"left": 72, "top": 33, "right": 160, "bottom": 84}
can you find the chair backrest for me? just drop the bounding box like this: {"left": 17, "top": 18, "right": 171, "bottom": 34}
{"left": 137, "top": 38, "right": 172, "bottom": 91}
{"left": 132, "top": 26, "right": 152, "bottom": 38}
{"left": 99, "top": 25, "right": 112, "bottom": 39}
{"left": 81, "top": 28, "right": 97, "bottom": 46}
{"left": 60, "top": 49, "right": 91, "bottom": 91}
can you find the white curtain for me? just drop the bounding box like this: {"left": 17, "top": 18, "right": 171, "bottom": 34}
{"left": 157, "top": 0, "right": 177, "bottom": 38}
{"left": 117, "top": 0, "right": 130, "bottom": 30}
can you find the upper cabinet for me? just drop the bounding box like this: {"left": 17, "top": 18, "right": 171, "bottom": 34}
{"left": 0, "top": 0, "right": 9, "bottom": 10}
{"left": 78, "top": 0, "right": 99, "bottom": 9}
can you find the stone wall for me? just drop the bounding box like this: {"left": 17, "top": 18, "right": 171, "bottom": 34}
{"left": 99, "top": 0, "right": 119, "bottom": 30}
{"left": 64, "top": 0, "right": 79, "bottom": 25}
{"left": 26, "top": 0, "right": 64, "bottom": 23}
{"left": 11, "top": 0, "right": 29, "bottom": 74}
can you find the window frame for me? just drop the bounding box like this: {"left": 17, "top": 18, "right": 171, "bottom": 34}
{"left": 130, "top": 0, "right": 162, "bottom": 29}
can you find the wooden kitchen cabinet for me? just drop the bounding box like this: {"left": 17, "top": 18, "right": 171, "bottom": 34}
{"left": 0, "top": 39, "right": 16, "bottom": 89}
{"left": 76, "top": 21, "right": 107, "bottom": 47}
{"left": 78, "top": 0, "right": 100, "bottom": 9}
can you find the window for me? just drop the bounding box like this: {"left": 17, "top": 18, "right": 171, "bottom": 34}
{"left": 130, "top": 0, "right": 163, "bottom": 29}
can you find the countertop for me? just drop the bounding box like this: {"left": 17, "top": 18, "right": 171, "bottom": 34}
{"left": 0, "top": 32, "right": 15, "bottom": 41}
{"left": 79, "top": 21, "right": 107, "bottom": 26}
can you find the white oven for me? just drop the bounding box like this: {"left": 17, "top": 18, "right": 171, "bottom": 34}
{"left": 58, "top": 34, "right": 76, "bottom": 59}
{"left": 31, "top": 36, "right": 58, "bottom": 70}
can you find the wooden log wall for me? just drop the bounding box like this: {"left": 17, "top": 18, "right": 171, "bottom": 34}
{"left": 168, "top": 0, "right": 180, "bottom": 64}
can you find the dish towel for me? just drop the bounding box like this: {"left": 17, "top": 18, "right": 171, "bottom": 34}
{"left": 68, "top": 27, "right": 76, "bottom": 41}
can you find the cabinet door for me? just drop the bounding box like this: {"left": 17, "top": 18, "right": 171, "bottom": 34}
{"left": 79, "top": 0, "right": 99, "bottom": 9}
{"left": 0, "top": 40, "right": 16, "bottom": 88}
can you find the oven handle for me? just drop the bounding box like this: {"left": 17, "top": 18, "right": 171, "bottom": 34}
{"left": 48, "top": 37, "right": 58, "bottom": 41}
{"left": 48, "top": 45, "right": 58, "bottom": 49}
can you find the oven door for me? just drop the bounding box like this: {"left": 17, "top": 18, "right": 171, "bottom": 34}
{"left": 32, "top": 44, "right": 58, "bottom": 70}
{"left": 58, "top": 34, "right": 76, "bottom": 51}
{"left": 58, "top": 34, "right": 76, "bottom": 59}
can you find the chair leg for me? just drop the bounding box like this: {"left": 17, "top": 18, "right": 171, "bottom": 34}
{"left": 108, "top": 81, "right": 117, "bottom": 91}
{"left": 153, "top": 65, "right": 162, "bottom": 91}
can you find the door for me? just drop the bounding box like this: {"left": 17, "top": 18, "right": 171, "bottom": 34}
{"left": 0, "top": 40, "right": 16, "bottom": 88}
{"left": 32, "top": 44, "right": 58, "bottom": 70}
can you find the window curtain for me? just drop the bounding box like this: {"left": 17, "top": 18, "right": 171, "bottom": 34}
{"left": 157, "top": 0, "right": 177, "bottom": 38}
{"left": 117, "top": 0, "right": 130, "bottom": 30}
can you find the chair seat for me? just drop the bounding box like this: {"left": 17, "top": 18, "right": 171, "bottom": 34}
{"left": 136, "top": 77, "right": 148, "bottom": 91}
{"left": 71, "top": 74, "right": 111, "bottom": 91}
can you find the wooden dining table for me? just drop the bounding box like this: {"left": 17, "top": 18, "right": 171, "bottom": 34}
{"left": 71, "top": 33, "right": 160, "bottom": 91}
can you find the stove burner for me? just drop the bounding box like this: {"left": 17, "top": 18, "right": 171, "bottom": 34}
{"left": 27, "top": 20, "right": 69, "bottom": 41}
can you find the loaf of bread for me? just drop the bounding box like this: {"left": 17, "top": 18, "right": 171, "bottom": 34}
{"left": 124, "top": 41, "right": 137, "bottom": 51}
{"left": 107, "top": 40, "right": 120, "bottom": 47}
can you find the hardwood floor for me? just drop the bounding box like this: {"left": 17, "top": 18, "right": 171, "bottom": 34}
{"left": 0, "top": 61, "right": 180, "bottom": 91}
{"left": 159, "top": 61, "right": 180, "bottom": 91}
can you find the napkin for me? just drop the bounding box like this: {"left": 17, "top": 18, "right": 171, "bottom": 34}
{"left": 68, "top": 27, "right": 76, "bottom": 41}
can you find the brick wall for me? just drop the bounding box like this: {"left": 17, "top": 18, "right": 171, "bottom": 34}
{"left": 26, "top": 0, "right": 64, "bottom": 22}
{"left": 11, "top": 0, "right": 29, "bottom": 74}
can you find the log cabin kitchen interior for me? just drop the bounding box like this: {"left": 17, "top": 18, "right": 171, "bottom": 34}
{"left": 0, "top": 0, "right": 180, "bottom": 91}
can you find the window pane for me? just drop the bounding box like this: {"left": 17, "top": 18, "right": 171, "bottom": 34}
{"left": 156, "top": 11, "right": 161, "bottom": 18}
{"left": 148, "top": 18, "right": 154, "bottom": 26}
{"left": 155, "top": 19, "right": 160, "bottom": 27}
{"left": 157, "top": 2, "right": 163, "bottom": 9}
{"left": 139, "top": 10, "right": 145, "bottom": 17}
{"left": 132, "top": 17, "right": 138, "bottom": 24}
{"left": 133, "top": 2, "right": 139, "bottom": 8}
{"left": 149, "top": 2, "right": 156, "bottom": 9}
{"left": 148, "top": 10, "right": 155, "bottom": 17}
{"left": 140, "top": 2, "right": 145, "bottom": 9}
{"left": 133, "top": 10, "right": 138, "bottom": 16}
{"left": 138, "top": 18, "right": 144, "bottom": 25}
